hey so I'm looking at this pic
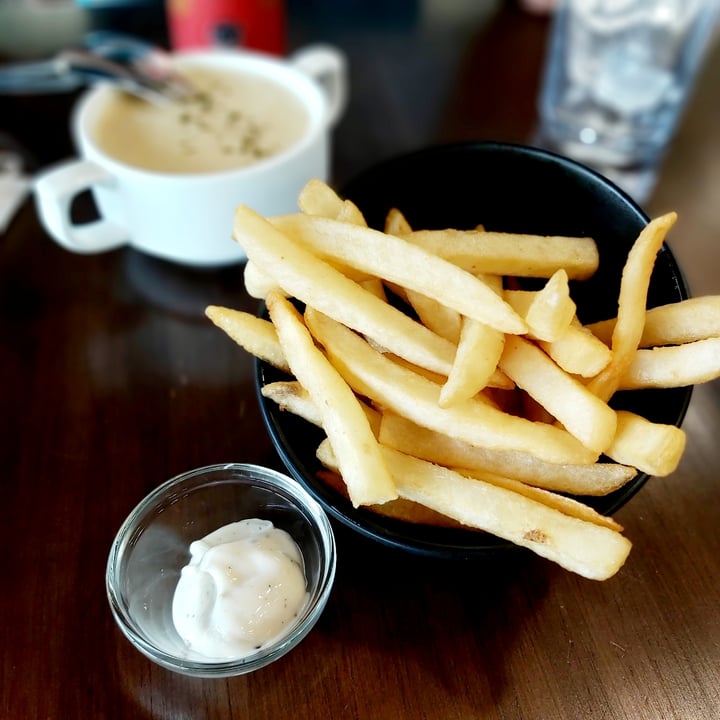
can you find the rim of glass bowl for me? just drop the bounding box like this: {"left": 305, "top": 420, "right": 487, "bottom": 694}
{"left": 105, "top": 462, "right": 337, "bottom": 677}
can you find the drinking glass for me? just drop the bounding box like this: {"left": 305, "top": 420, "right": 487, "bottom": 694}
{"left": 535, "top": 0, "right": 719, "bottom": 201}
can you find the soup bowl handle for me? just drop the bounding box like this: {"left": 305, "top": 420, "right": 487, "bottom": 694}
{"left": 34, "top": 159, "right": 128, "bottom": 254}
{"left": 289, "top": 44, "right": 348, "bottom": 129}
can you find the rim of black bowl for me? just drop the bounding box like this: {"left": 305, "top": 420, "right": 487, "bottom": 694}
{"left": 253, "top": 140, "right": 693, "bottom": 560}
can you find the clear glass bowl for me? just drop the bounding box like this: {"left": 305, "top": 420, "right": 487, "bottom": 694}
{"left": 106, "top": 463, "right": 336, "bottom": 677}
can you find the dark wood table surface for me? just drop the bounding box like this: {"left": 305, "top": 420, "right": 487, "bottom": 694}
{"left": 2, "top": 3, "right": 719, "bottom": 718}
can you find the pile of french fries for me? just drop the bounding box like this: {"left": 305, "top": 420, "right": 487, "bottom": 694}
{"left": 207, "top": 179, "right": 720, "bottom": 581}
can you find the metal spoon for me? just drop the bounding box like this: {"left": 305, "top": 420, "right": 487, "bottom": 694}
{"left": 0, "top": 31, "right": 193, "bottom": 103}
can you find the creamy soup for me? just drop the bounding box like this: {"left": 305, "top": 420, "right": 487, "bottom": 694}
{"left": 91, "top": 65, "right": 310, "bottom": 174}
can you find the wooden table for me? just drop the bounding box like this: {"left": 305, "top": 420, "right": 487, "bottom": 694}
{"left": 2, "top": 3, "right": 719, "bottom": 718}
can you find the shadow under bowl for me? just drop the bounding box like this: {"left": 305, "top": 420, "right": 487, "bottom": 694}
{"left": 255, "top": 141, "right": 693, "bottom": 560}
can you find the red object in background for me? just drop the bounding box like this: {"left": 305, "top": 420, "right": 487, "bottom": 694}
{"left": 166, "top": 0, "right": 286, "bottom": 55}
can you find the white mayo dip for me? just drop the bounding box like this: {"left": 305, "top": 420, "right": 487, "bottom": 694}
{"left": 171, "top": 519, "right": 308, "bottom": 659}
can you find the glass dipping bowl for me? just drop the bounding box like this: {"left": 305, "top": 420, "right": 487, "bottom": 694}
{"left": 106, "top": 463, "right": 336, "bottom": 677}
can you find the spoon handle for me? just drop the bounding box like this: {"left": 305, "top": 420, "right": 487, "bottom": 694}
{"left": 0, "top": 59, "right": 81, "bottom": 94}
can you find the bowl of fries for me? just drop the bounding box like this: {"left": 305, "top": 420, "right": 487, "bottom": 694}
{"left": 208, "top": 141, "right": 713, "bottom": 579}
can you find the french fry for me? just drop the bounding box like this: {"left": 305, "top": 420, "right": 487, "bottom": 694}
{"left": 261, "top": 381, "right": 323, "bottom": 427}
{"left": 298, "top": 177, "right": 367, "bottom": 226}
{"left": 205, "top": 305, "right": 289, "bottom": 373}
{"left": 317, "top": 437, "right": 620, "bottom": 533}
{"left": 538, "top": 317, "right": 612, "bottom": 377}
{"left": 271, "top": 213, "right": 528, "bottom": 334}
{"left": 388, "top": 353, "right": 514, "bottom": 392}
{"left": 298, "top": 177, "right": 342, "bottom": 216}
{"left": 359, "top": 277, "right": 388, "bottom": 301}
{"left": 587, "top": 296, "right": 720, "bottom": 347}
{"left": 604, "top": 410, "right": 686, "bottom": 477}
{"left": 505, "top": 269, "right": 576, "bottom": 342}
{"left": 618, "top": 338, "right": 720, "bottom": 389}
{"left": 404, "top": 228, "right": 599, "bottom": 280}
{"left": 456, "top": 466, "right": 622, "bottom": 532}
{"left": 383, "top": 447, "right": 631, "bottom": 581}
{"left": 587, "top": 212, "right": 677, "bottom": 402}
{"left": 439, "top": 273, "right": 505, "bottom": 406}
{"left": 521, "top": 391, "right": 555, "bottom": 424}
{"left": 384, "top": 207, "right": 413, "bottom": 236}
{"left": 404, "top": 289, "right": 462, "bottom": 344}
{"left": 378, "top": 413, "right": 637, "bottom": 496}
{"left": 439, "top": 317, "right": 505, "bottom": 407}
{"left": 498, "top": 335, "right": 617, "bottom": 454}
{"left": 266, "top": 291, "right": 396, "bottom": 507}
{"left": 262, "top": 388, "right": 634, "bottom": 498}
{"left": 243, "top": 260, "right": 284, "bottom": 300}
{"left": 234, "top": 205, "right": 457, "bottom": 375}
{"left": 306, "top": 308, "right": 598, "bottom": 465}
{"left": 262, "top": 380, "right": 382, "bottom": 436}
{"left": 317, "top": 438, "right": 626, "bottom": 571}
{"left": 316, "top": 441, "right": 465, "bottom": 528}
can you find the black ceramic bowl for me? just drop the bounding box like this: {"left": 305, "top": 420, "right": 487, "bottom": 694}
{"left": 255, "top": 141, "right": 692, "bottom": 559}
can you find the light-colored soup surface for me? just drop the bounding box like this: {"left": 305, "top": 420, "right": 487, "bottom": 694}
{"left": 91, "top": 65, "right": 310, "bottom": 174}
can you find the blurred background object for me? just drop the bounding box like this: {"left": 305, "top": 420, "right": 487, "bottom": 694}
{"left": 0, "top": 133, "right": 30, "bottom": 234}
{"left": 165, "top": 0, "right": 286, "bottom": 55}
{"left": 0, "top": 34, "right": 194, "bottom": 102}
{"left": 0, "top": 0, "right": 88, "bottom": 59}
{"left": 519, "top": 0, "right": 556, "bottom": 14}
{"left": 534, "top": 0, "right": 720, "bottom": 202}
{"left": 77, "top": 0, "right": 167, "bottom": 41}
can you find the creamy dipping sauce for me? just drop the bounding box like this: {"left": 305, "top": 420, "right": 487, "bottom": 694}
{"left": 92, "top": 66, "right": 310, "bottom": 174}
{"left": 171, "top": 519, "right": 308, "bottom": 659}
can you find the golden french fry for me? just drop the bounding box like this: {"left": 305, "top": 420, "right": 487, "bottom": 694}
{"left": 205, "top": 305, "right": 290, "bottom": 373}
{"left": 260, "top": 216, "right": 374, "bottom": 284}
{"left": 262, "top": 379, "right": 382, "bottom": 435}
{"left": 618, "top": 338, "right": 720, "bottom": 389}
{"left": 316, "top": 440, "right": 465, "bottom": 528}
{"left": 525, "top": 269, "right": 576, "bottom": 341}
{"left": 378, "top": 413, "right": 638, "bottom": 496}
{"left": 234, "top": 205, "right": 457, "bottom": 375}
{"left": 539, "top": 317, "right": 612, "bottom": 377}
{"left": 298, "top": 178, "right": 367, "bottom": 226}
{"left": 266, "top": 291, "right": 396, "bottom": 507}
{"left": 404, "top": 228, "right": 599, "bottom": 280}
{"left": 359, "top": 277, "right": 388, "bottom": 301}
{"left": 270, "top": 213, "right": 527, "bottom": 334}
{"left": 388, "top": 353, "right": 514, "bottom": 392}
{"left": 384, "top": 207, "right": 413, "bottom": 235}
{"left": 382, "top": 446, "right": 631, "bottom": 581}
{"left": 298, "top": 178, "right": 341, "bottom": 216}
{"left": 404, "top": 289, "right": 462, "bottom": 344}
{"left": 587, "top": 295, "right": 720, "bottom": 347}
{"left": 439, "top": 273, "right": 505, "bottom": 406}
{"left": 243, "top": 260, "right": 284, "bottom": 300}
{"left": 587, "top": 212, "right": 677, "bottom": 402}
{"left": 505, "top": 270, "right": 576, "bottom": 342}
{"left": 498, "top": 335, "right": 617, "bottom": 454}
{"left": 318, "top": 437, "right": 624, "bottom": 560}
{"left": 261, "top": 381, "right": 323, "bottom": 427}
{"left": 439, "top": 316, "right": 505, "bottom": 407}
{"left": 604, "top": 410, "right": 686, "bottom": 477}
{"left": 521, "top": 392, "right": 555, "bottom": 424}
{"left": 306, "top": 308, "right": 597, "bottom": 464}
{"left": 456, "top": 466, "right": 622, "bottom": 532}
{"left": 336, "top": 201, "right": 367, "bottom": 226}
